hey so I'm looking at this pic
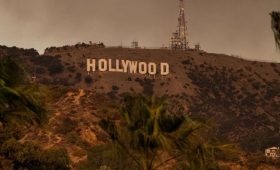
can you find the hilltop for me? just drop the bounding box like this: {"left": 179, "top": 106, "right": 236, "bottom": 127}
{"left": 1, "top": 44, "right": 280, "bottom": 169}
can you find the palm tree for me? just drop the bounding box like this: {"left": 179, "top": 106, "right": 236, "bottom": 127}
{"left": 271, "top": 11, "right": 280, "bottom": 51}
{"left": 0, "top": 56, "right": 70, "bottom": 170}
{"left": 100, "top": 95, "right": 218, "bottom": 170}
{"left": 0, "top": 57, "right": 46, "bottom": 128}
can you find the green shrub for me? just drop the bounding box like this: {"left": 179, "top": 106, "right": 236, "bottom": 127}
{"left": 84, "top": 76, "right": 93, "bottom": 85}
{"left": 48, "top": 63, "right": 64, "bottom": 75}
{"left": 0, "top": 139, "right": 71, "bottom": 170}
{"left": 35, "top": 67, "right": 46, "bottom": 74}
{"left": 75, "top": 73, "right": 82, "bottom": 82}
{"left": 111, "top": 85, "right": 119, "bottom": 91}
{"left": 77, "top": 144, "right": 136, "bottom": 170}
{"left": 56, "top": 118, "right": 77, "bottom": 134}
{"left": 67, "top": 65, "right": 76, "bottom": 73}
{"left": 30, "top": 55, "right": 64, "bottom": 75}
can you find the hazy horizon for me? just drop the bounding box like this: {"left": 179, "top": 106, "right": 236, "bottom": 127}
{"left": 0, "top": 0, "right": 279, "bottom": 62}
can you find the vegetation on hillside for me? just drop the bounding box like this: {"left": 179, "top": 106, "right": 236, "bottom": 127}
{"left": 79, "top": 95, "right": 236, "bottom": 170}
{"left": 1, "top": 40, "right": 280, "bottom": 169}
{"left": 0, "top": 57, "right": 71, "bottom": 169}
{"left": 1, "top": 138, "right": 70, "bottom": 170}
{"left": 0, "top": 57, "right": 46, "bottom": 127}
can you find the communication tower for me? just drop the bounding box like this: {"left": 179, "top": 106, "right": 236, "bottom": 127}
{"left": 170, "top": 0, "right": 189, "bottom": 50}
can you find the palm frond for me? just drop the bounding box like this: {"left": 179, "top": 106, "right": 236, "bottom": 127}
{"left": 271, "top": 11, "right": 280, "bottom": 51}
{"left": 0, "top": 58, "right": 47, "bottom": 127}
{"left": 99, "top": 95, "right": 216, "bottom": 170}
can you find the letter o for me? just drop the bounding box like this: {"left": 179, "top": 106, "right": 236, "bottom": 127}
{"left": 148, "top": 63, "right": 157, "bottom": 75}
{"left": 138, "top": 62, "right": 147, "bottom": 74}
{"left": 98, "top": 59, "right": 108, "bottom": 71}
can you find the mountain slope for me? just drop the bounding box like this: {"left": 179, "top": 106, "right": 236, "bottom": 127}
{"left": 1, "top": 44, "right": 280, "bottom": 169}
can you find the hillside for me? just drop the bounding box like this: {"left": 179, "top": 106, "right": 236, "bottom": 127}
{"left": 1, "top": 44, "right": 280, "bottom": 169}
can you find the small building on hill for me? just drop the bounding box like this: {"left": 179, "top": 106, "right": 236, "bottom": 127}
{"left": 265, "top": 147, "right": 280, "bottom": 158}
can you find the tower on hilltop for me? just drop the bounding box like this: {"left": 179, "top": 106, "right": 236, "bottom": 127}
{"left": 170, "top": 0, "right": 189, "bottom": 50}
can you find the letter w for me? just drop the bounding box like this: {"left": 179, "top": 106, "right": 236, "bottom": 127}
{"left": 129, "top": 61, "right": 138, "bottom": 73}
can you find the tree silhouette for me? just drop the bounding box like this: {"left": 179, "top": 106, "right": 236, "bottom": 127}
{"left": 100, "top": 95, "right": 219, "bottom": 170}
{"left": 0, "top": 57, "right": 71, "bottom": 169}
{"left": 271, "top": 11, "right": 280, "bottom": 51}
{"left": 0, "top": 58, "right": 46, "bottom": 128}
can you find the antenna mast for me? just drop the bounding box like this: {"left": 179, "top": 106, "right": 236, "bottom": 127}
{"left": 170, "top": 0, "right": 189, "bottom": 50}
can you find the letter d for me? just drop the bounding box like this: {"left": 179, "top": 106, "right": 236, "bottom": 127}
{"left": 160, "top": 63, "right": 169, "bottom": 76}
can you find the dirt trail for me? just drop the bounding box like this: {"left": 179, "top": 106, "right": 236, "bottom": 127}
{"left": 18, "top": 88, "right": 95, "bottom": 166}
{"left": 71, "top": 155, "right": 87, "bottom": 164}
{"left": 74, "top": 89, "right": 85, "bottom": 105}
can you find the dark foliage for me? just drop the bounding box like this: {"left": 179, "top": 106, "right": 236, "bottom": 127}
{"left": 30, "top": 55, "right": 64, "bottom": 75}
{"left": 67, "top": 65, "right": 76, "bottom": 73}
{"left": 0, "top": 139, "right": 71, "bottom": 170}
{"left": 186, "top": 61, "right": 280, "bottom": 153}
{"left": 56, "top": 118, "right": 77, "bottom": 134}
{"left": 112, "top": 85, "right": 119, "bottom": 91}
{"left": 35, "top": 67, "right": 46, "bottom": 75}
{"left": 98, "top": 95, "right": 219, "bottom": 170}
{"left": 75, "top": 73, "right": 82, "bottom": 82}
{"left": 0, "top": 58, "right": 47, "bottom": 127}
{"left": 0, "top": 46, "right": 38, "bottom": 57}
{"left": 135, "top": 78, "right": 154, "bottom": 96}
{"left": 271, "top": 11, "right": 280, "bottom": 51}
{"left": 84, "top": 76, "right": 93, "bottom": 85}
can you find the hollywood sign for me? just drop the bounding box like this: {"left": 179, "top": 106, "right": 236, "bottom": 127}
{"left": 87, "top": 59, "right": 170, "bottom": 76}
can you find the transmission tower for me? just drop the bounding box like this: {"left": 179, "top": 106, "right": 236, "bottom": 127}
{"left": 170, "top": 0, "right": 189, "bottom": 50}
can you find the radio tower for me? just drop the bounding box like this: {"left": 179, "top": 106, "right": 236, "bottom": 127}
{"left": 170, "top": 0, "right": 188, "bottom": 50}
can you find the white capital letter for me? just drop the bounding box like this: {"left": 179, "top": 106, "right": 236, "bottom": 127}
{"left": 87, "top": 59, "right": 96, "bottom": 72}
{"left": 99, "top": 59, "right": 108, "bottom": 72}
{"left": 160, "top": 63, "right": 169, "bottom": 76}
{"left": 138, "top": 62, "right": 147, "bottom": 75}
{"left": 122, "top": 60, "right": 130, "bottom": 73}
{"left": 129, "top": 61, "right": 138, "bottom": 73}
{"left": 148, "top": 63, "right": 157, "bottom": 75}
{"left": 108, "top": 59, "right": 116, "bottom": 72}
{"left": 116, "top": 59, "right": 123, "bottom": 72}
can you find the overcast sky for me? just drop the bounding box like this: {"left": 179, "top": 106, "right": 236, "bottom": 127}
{"left": 0, "top": 0, "right": 279, "bottom": 62}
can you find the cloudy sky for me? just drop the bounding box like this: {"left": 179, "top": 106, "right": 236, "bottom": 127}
{"left": 0, "top": 0, "right": 279, "bottom": 62}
